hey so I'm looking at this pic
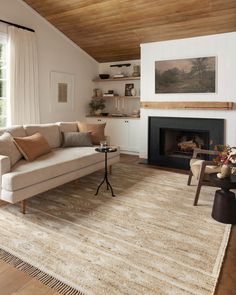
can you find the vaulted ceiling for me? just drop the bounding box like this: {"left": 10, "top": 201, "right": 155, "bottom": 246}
{"left": 24, "top": 0, "right": 236, "bottom": 62}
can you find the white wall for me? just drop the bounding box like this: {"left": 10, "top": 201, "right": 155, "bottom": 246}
{"left": 140, "top": 32, "right": 236, "bottom": 158}
{"left": 0, "top": 0, "right": 98, "bottom": 123}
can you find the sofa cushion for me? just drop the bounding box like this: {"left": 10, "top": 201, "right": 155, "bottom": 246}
{"left": 190, "top": 158, "right": 221, "bottom": 179}
{"left": 57, "top": 122, "right": 78, "bottom": 133}
{"left": 77, "top": 122, "right": 106, "bottom": 145}
{"left": 2, "top": 147, "right": 120, "bottom": 191}
{"left": 24, "top": 124, "right": 61, "bottom": 148}
{"left": 0, "top": 133, "right": 22, "bottom": 167}
{"left": 14, "top": 133, "right": 51, "bottom": 161}
{"left": 0, "top": 126, "right": 27, "bottom": 137}
{"left": 62, "top": 132, "right": 92, "bottom": 147}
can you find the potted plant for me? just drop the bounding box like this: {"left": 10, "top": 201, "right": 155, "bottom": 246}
{"left": 89, "top": 98, "right": 105, "bottom": 115}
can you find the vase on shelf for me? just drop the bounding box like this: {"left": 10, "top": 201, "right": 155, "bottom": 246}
{"left": 132, "top": 65, "right": 140, "bottom": 77}
{"left": 94, "top": 109, "right": 102, "bottom": 116}
{"left": 131, "top": 88, "right": 136, "bottom": 96}
{"left": 217, "top": 164, "right": 231, "bottom": 179}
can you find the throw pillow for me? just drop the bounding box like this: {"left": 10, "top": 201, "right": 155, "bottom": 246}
{"left": 77, "top": 122, "right": 106, "bottom": 145}
{"left": 13, "top": 132, "right": 51, "bottom": 161}
{"left": 62, "top": 132, "right": 92, "bottom": 147}
{"left": 0, "top": 132, "right": 22, "bottom": 166}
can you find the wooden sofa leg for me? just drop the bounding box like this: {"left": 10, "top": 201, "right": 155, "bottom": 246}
{"left": 21, "top": 200, "right": 26, "bottom": 214}
{"left": 109, "top": 165, "right": 112, "bottom": 175}
{"left": 187, "top": 170, "right": 193, "bottom": 186}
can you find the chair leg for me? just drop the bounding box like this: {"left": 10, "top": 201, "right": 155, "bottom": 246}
{"left": 109, "top": 165, "right": 112, "bottom": 175}
{"left": 21, "top": 200, "right": 26, "bottom": 214}
{"left": 187, "top": 170, "right": 193, "bottom": 186}
{"left": 193, "top": 167, "right": 205, "bottom": 206}
{"left": 193, "top": 183, "right": 202, "bottom": 206}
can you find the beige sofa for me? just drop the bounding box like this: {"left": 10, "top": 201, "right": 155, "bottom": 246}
{"left": 0, "top": 122, "right": 120, "bottom": 211}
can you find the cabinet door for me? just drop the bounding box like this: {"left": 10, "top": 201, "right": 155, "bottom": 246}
{"left": 127, "top": 119, "right": 140, "bottom": 153}
{"left": 86, "top": 118, "right": 110, "bottom": 135}
{"left": 108, "top": 119, "right": 129, "bottom": 150}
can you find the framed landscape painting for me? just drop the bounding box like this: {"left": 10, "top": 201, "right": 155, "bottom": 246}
{"left": 155, "top": 56, "right": 216, "bottom": 93}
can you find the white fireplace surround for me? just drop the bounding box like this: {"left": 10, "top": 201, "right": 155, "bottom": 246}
{"left": 139, "top": 32, "right": 236, "bottom": 159}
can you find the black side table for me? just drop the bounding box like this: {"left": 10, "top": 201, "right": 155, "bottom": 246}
{"left": 210, "top": 173, "right": 236, "bottom": 224}
{"left": 95, "top": 147, "right": 117, "bottom": 197}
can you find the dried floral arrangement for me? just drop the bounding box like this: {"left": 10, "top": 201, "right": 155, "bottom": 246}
{"left": 214, "top": 145, "right": 236, "bottom": 165}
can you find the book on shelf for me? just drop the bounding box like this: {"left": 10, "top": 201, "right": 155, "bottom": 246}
{"left": 103, "top": 93, "right": 116, "bottom": 97}
{"left": 112, "top": 74, "right": 125, "bottom": 78}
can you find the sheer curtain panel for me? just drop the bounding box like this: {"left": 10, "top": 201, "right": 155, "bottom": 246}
{"left": 8, "top": 26, "right": 40, "bottom": 125}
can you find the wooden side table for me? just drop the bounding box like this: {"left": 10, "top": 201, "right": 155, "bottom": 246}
{"left": 210, "top": 173, "right": 236, "bottom": 224}
{"left": 95, "top": 147, "right": 117, "bottom": 197}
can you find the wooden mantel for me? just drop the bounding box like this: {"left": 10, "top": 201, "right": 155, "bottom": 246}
{"left": 140, "top": 101, "right": 234, "bottom": 110}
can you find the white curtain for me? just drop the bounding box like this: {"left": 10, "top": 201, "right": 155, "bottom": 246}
{"left": 8, "top": 26, "right": 40, "bottom": 125}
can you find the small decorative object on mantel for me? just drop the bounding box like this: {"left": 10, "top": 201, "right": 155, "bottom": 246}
{"left": 213, "top": 145, "right": 236, "bottom": 179}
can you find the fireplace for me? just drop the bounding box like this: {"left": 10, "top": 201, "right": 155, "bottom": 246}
{"left": 148, "top": 117, "right": 224, "bottom": 169}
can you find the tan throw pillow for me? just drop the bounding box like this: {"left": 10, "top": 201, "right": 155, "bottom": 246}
{"left": 13, "top": 132, "right": 51, "bottom": 161}
{"left": 0, "top": 132, "right": 22, "bottom": 166}
{"left": 77, "top": 122, "right": 106, "bottom": 145}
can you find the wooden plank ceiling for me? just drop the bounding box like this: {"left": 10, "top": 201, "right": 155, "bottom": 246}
{"left": 23, "top": 0, "right": 236, "bottom": 62}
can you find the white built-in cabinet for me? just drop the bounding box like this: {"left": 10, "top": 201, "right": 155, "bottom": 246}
{"left": 86, "top": 117, "right": 140, "bottom": 155}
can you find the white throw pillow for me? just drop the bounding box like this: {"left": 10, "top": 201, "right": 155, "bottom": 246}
{"left": 0, "top": 132, "right": 22, "bottom": 166}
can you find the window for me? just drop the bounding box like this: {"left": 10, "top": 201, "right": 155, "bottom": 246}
{"left": 0, "top": 35, "right": 7, "bottom": 127}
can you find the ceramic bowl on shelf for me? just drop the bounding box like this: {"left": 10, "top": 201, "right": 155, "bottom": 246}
{"left": 101, "top": 112, "right": 109, "bottom": 116}
{"left": 99, "top": 74, "right": 110, "bottom": 79}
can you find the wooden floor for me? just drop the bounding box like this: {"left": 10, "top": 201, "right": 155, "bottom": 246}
{"left": 0, "top": 154, "right": 235, "bottom": 295}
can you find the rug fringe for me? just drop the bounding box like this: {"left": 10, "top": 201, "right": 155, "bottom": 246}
{"left": 0, "top": 249, "right": 84, "bottom": 295}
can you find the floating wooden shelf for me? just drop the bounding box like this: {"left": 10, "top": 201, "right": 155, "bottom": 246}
{"left": 93, "top": 96, "right": 140, "bottom": 99}
{"left": 86, "top": 115, "right": 140, "bottom": 119}
{"left": 93, "top": 76, "right": 140, "bottom": 82}
{"left": 140, "top": 101, "right": 234, "bottom": 110}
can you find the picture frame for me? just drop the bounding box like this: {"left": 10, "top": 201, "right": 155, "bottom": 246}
{"left": 125, "top": 83, "right": 134, "bottom": 96}
{"left": 155, "top": 56, "right": 216, "bottom": 94}
{"left": 50, "top": 71, "right": 75, "bottom": 111}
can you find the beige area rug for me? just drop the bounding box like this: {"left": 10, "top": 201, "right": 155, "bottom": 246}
{"left": 0, "top": 163, "right": 231, "bottom": 295}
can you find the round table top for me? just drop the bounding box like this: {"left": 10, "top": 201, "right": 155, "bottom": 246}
{"left": 95, "top": 147, "right": 117, "bottom": 153}
{"left": 209, "top": 173, "right": 236, "bottom": 190}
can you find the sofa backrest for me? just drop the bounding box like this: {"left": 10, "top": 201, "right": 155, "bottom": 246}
{"left": 0, "top": 122, "right": 79, "bottom": 149}
{"left": 0, "top": 126, "right": 27, "bottom": 137}
{"left": 57, "top": 122, "right": 78, "bottom": 133}
{"left": 24, "top": 124, "right": 61, "bottom": 148}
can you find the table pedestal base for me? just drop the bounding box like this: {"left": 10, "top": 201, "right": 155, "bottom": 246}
{"left": 212, "top": 189, "right": 236, "bottom": 224}
{"left": 95, "top": 173, "right": 115, "bottom": 197}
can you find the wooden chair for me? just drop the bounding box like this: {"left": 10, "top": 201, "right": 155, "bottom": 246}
{"left": 187, "top": 148, "right": 220, "bottom": 206}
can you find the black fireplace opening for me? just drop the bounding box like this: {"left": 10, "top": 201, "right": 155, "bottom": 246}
{"left": 148, "top": 117, "right": 224, "bottom": 170}
{"left": 160, "top": 128, "right": 210, "bottom": 159}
